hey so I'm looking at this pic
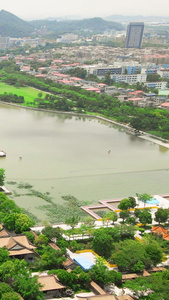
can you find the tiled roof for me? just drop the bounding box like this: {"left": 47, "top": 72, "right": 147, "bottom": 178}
{"left": 152, "top": 226, "right": 168, "bottom": 235}
{"left": 152, "top": 226, "right": 169, "bottom": 241}
{"left": 38, "top": 275, "right": 65, "bottom": 292}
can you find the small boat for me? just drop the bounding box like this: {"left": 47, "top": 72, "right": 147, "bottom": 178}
{"left": 0, "top": 186, "right": 11, "bottom": 195}
{"left": 0, "top": 151, "right": 6, "bottom": 157}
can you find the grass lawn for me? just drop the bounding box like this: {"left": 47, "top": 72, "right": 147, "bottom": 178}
{"left": 0, "top": 82, "right": 47, "bottom": 106}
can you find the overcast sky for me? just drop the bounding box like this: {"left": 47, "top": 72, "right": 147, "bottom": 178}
{"left": 0, "top": 0, "right": 169, "bottom": 20}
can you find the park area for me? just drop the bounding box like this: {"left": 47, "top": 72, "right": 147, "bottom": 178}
{"left": 0, "top": 82, "right": 47, "bottom": 106}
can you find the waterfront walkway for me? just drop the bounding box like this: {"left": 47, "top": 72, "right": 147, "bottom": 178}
{"left": 139, "top": 134, "right": 169, "bottom": 149}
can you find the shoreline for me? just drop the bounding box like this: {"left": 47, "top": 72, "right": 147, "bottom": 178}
{"left": 1, "top": 100, "right": 169, "bottom": 149}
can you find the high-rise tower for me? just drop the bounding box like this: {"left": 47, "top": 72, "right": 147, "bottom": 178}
{"left": 125, "top": 22, "right": 144, "bottom": 49}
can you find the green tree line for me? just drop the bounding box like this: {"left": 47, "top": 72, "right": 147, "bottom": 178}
{"left": 0, "top": 60, "right": 169, "bottom": 138}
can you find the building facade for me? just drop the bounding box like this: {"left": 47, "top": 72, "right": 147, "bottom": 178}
{"left": 111, "top": 73, "right": 147, "bottom": 84}
{"left": 125, "top": 22, "right": 144, "bottom": 49}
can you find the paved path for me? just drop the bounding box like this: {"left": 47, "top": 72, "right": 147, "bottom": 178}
{"left": 139, "top": 134, "right": 169, "bottom": 148}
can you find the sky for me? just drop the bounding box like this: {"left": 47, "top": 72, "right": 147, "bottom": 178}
{"left": 0, "top": 0, "right": 169, "bottom": 20}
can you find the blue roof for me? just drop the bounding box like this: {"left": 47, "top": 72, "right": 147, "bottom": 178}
{"left": 74, "top": 256, "right": 94, "bottom": 270}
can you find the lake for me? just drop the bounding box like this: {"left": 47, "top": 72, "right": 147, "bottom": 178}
{"left": 0, "top": 103, "right": 169, "bottom": 221}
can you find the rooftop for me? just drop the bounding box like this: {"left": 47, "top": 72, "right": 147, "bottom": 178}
{"left": 74, "top": 256, "right": 94, "bottom": 271}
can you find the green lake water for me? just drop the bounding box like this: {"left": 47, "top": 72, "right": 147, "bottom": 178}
{"left": 0, "top": 103, "right": 169, "bottom": 221}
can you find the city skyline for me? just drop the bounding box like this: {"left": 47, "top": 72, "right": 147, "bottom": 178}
{"left": 0, "top": 0, "right": 169, "bottom": 20}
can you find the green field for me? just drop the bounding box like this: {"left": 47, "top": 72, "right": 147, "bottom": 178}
{"left": 0, "top": 82, "right": 47, "bottom": 106}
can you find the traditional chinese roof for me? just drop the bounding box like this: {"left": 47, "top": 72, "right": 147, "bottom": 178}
{"left": 0, "top": 233, "right": 37, "bottom": 257}
{"left": 152, "top": 226, "right": 168, "bottom": 236}
{"left": 38, "top": 275, "right": 65, "bottom": 292}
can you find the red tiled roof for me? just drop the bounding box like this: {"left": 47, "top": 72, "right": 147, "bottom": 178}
{"left": 161, "top": 103, "right": 169, "bottom": 107}
{"left": 152, "top": 226, "right": 168, "bottom": 239}
{"left": 49, "top": 65, "right": 59, "bottom": 68}
{"left": 35, "top": 74, "right": 46, "bottom": 77}
{"left": 70, "top": 77, "right": 83, "bottom": 81}
{"left": 163, "top": 233, "right": 169, "bottom": 241}
{"left": 128, "top": 97, "right": 143, "bottom": 101}
{"left": 85, "top": 88, "right": 100, "bottom": 92}
{"left": 53, "top": 59, "right": 63, "bottom": 63}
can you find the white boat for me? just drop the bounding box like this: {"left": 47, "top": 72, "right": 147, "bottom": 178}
{"left": 0, "top": 151, "right": 6, "bottom": 157}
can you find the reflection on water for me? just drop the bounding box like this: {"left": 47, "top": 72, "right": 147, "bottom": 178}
{"left": 0, "top": 103, "right": 169, "bottom": 220}
{"left": 159, "top": 145, "right": 169, "bottom": 153}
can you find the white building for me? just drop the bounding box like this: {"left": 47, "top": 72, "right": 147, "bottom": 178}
{"left": 111, "top": 73, "right": 147, "bottom": 84}
{"left": 144, "top": 81, "right": 168, "bottom": 90}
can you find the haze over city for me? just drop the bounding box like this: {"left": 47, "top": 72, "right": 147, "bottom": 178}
{"left": 0, "top": 0, "right": 169, "bottom": 20}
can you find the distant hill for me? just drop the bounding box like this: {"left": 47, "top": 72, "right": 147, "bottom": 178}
{"left": 0, "top": 11, "right": 124, "bottom": 38}
{"left": 105, "top": 14, "right": 169, "bottom": 23}
{"left": 30, "top": 17, "right": 124, "bottom": 35}
{"left": 0, "top": 10, "right": 34, "bottom": 37}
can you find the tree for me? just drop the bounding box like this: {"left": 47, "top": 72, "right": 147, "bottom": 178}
{"left": 82, "top": 217, "right": 95, "bottom": 228}
{"left": 145, "top": 243, "right": 163, "bottom": 266}
{"left": 89, "top": 258, "right": 122, "bottom": 288}
{"left": 35, "top": 234, "right": 49, "bottom": 247}
{"left": 104, "top": 71, "right": 114, "bottom": 86}
{"left": 128, "top": 197, "right": 137, "bottom": 208}
{"left": 147, "top": 73, "right": 161, "bottom": 82}
{"left": 0, "top": 260, "right": 16, "bottom": 282}
{"left": 137, "top": 193, "right": 152, "bottom": 207}
{"left": 65, "top": 215, "right": 79, "bottom": 229}
{"left": 2, "top": 213, "right": 17, "bottom": 231}
{"left": 118, "top": 224, "right": 136, "bottom": 240}
{"left": 119, "top": 210, "right": 129, "bottom": 223}
{"left": 14, "top": 213, "right": 35, "bottom": 233}
{"left": 126, "top": 216, "right": 137, "bottom": 225}
{"left": 13, "top": 274, "right": 43, "bottom": 300}
{"left": 1, "top": 292, "right": 20, "bottom": 300}
{"left": 0, "top": 282, "right": 13, "bottom": 298}
{"left": 112, "top": 240, "right": 151, "bottom": 273}
{"left": 104, "top": 211, "right": 118, "bottom": 225}
{"left": 138, "top": 209, "right": 152, "bottom": 226}
{"left": 42, "top": 225, "right": 61, "bottom": 240}
{"left": 118, "top": 198, "right": 131, "bottom": 210}
{"left": 66, "top": 67, "right": 87, "bottom": 79}
{"left": 92, "top": 228, "right": 114, "bottom": 258}
{"left": 38, "top": 92, "right": 43, "bottom": 98}
{"left": 130, "top": 117, "right": 143, "bottom": 132}
{"left": 124, "top": 269, "right": 169, "bottom": 300}
{"left": 23, "top": 231, "right": 35, "bottom": 243}
{"left": 0, "top": 169, "right": 5, "bottom": 186}
{"left": 135, "top": 208, "right": 141, "bottom": 218}
{"left": 155, "top": 208, "right": 169, "bottom": 224}
{"left": 0, "top": 259, "right": 43, "bottom": 300}
{"left": 0, "top": 247, "right": 9, "bottom": 263}
{"left": 35, "top": 246, "right": 66, "bottom": 270}
{"left": 79, "top": 224, "right": 88, "bottom": 237}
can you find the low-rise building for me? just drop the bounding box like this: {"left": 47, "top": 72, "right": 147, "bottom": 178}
{"left": 144, "top": 81, "right": 168, "bottom": 90}
{"left": 111, "top": 73, "right": 147, "bottom": 84}
{"left": 38, "top": 274, "right": 66, "bottom": 298}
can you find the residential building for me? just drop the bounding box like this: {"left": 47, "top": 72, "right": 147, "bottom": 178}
{"left": 145, "top": 81, "right": 168, "bottom": 90}
{"left": 125, "top": 22, "right": 144, "bottom": 49}
{"left": 111, "top": 73, "right": 147, "bottom": 84}
{"left": 92, "top": 66, "right": 122, "bottom": 78}
{"left": 157, "top": 68, "right": 169, "bottom": 79}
